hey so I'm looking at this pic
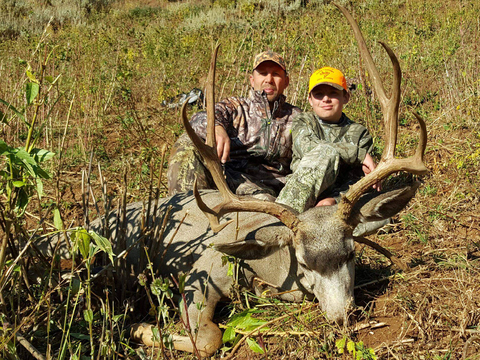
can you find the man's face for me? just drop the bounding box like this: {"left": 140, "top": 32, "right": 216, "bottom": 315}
{"left": 249, "top": 61, "right": 289, "bottom": 103}
{"left": 308, "top": 84, "right": 350, "bottom": 123}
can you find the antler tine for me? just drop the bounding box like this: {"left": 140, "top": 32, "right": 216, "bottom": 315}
{"left": 333, "top": 3, "right": 428, "bottom": 222}
{"left": 378, "top": 40, "right": 402, "bottom": 160}
{"left": 181, "top": 99, "right": 233, "bottom": 233}
{"left": 334, "top": 3, "right": 402, "bottom": 160}
{"left": 182, "top": 44, "right": 301, "bottom": 233}
{"left": 412, "top": 111, "right": 428, "bottom": 164}
{"left": 333, "top": 3, "right": 388, "bottom": 108}
{"left": 206, "top": 43, "right": 218, "bottom": 149}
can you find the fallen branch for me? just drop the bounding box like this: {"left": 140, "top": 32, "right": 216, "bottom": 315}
{"left": 374, "top": 338, "right": 414, "bottom": 351}
{"left": 219, "top": 324, "right": 321, "bottom": 337}
{"left": 436, "top": 327, "right": 480, "bottom": 334}
{"left": 353, "top": 322, "right": 388, "bottom": 332}
{"left": 1, "top": 322, "right": 46, "bottom": 360}
{"left": 15, "top": 332, "right": 46, "bottom": 360}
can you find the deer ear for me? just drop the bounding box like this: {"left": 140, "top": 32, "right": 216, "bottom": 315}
{"left": 214, "top": 225, "right": 293, "bottom": 260}
{"left": 351, "top": 182, "right": 421, "bottom": 223}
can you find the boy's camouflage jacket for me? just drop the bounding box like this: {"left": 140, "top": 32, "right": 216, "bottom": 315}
{"left": 291, "top": 112, "right": 373, "bottom": 172}
{"left": 190, "top": 89, "right": 302, "bottom": 174}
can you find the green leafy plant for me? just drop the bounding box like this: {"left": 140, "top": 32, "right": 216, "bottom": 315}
{"left": 69, "top": 228, "right": 114, "bottom": 356}
{"left": 222, "top": 309, "right": 268, "bottom": 354}
{"left": 336, "top": 336, "right": 377, "bottom": 360}
{"left": 0, "top": 39, "right": 60, "bottom": 302}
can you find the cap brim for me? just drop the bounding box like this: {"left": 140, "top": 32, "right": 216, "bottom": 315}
{"left": 253, "top": 60, "right": 286, "bottom": 72}
{"left": 310, "top": 81, "right": 345, "bottom": 93}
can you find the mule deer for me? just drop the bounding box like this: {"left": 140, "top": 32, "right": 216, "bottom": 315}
{"left": 100, "top": 2, "right": 427, "bottom": 356}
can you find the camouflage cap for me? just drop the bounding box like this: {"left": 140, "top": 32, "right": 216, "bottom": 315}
{"left": 253, "top": 50, "right": 287, "bottom": 72}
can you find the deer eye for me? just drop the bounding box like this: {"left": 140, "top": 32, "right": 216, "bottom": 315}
{"left": 346, "top": 251, "right": 355, "bottom": 262}
{"left": 297, "top": 260, "right": 308, "bottom": 269}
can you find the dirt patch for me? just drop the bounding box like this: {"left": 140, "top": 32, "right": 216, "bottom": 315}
{"left": 357, "top": 315, "right": 405, "bottom": 349}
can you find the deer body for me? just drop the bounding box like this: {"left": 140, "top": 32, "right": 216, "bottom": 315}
{"left": 95, "top": 185, "right": 418, "bottom": 356}
{"left": 94, "top": 190, "right": 357, "bottom": 355}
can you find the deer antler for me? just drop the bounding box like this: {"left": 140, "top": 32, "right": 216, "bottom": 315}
{"left": 333, "top": 3, "right": 428, "bottom": 222}
{"left": 182, "top": 44, "right": 301, "bottom": 234}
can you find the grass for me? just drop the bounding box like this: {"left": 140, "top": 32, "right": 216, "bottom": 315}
{"left": 1, "top": 0, "right": 480, "bottom": 358}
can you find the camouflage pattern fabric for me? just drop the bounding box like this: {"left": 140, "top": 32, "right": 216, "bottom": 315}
{"left": 167, "top": 90, "right": 302, "bottom": 199}
{"left": 253, "top": 50, "right": 286, "bottom": 71}
{"left": 276, "top": 112, "right": 373, "bottom": 213}
{"left": 167, "top": 133, "right": 215, "bottom": 195}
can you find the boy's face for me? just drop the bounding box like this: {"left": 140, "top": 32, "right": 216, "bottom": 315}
{"left": 250, "top": 61, "right": 290, "bottom": 103}
{"left": 308, "top": 84, "right": 350, "bottom": 123}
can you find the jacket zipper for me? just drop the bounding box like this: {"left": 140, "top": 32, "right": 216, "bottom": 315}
{"left": 265, "top": 99, "right": 279, "bottom": 161}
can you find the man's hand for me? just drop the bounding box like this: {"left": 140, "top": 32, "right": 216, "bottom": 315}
{"left": 362, "top": 153, "right": 381, "bottom": 191}
{"left": 214, "top": 125, "right": 230, "bottom": 163}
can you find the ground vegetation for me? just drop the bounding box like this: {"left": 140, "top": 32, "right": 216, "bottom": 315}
{"left": 1, "top": 0, "right": 480, "bottom": 358}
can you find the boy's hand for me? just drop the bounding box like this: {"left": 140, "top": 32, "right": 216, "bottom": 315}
{"left": 214, "top": 125, "right": 230, "bottom": 163}
{"left": 362, "top": 153, "right": 382, "bottom": 191}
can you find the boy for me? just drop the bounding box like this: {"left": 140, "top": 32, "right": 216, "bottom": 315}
{"left": 276, "top": 66, "right": 378, "bottom": 213}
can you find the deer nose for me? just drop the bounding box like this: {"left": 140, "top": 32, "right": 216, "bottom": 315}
{"left": 326, "top": 299, "right": 355, "bottom": 326}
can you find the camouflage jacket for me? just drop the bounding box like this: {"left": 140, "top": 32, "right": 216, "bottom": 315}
{"left": 190, "top": 90, "right": 302, "bottom": 174}
{"left": 291, "top": 112, "right": 373, "bottom": 172}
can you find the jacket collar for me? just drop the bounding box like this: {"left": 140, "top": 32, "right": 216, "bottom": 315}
{"left": 315, "top": 112, "right": 348, "bottom": 127}
{"left": 249, "top": 89, "right": 287, "bottom": 115}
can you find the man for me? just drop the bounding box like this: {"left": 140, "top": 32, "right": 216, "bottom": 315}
{"left": 167, "top": 50, "right": 302, "bottom": 200}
